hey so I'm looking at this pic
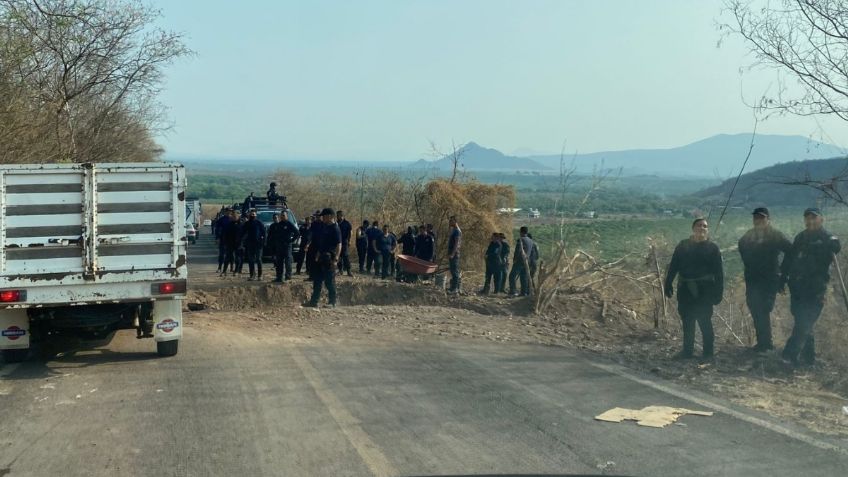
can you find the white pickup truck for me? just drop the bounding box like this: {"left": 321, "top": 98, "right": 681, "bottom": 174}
{"left": 0, "top": 163, "right": 187, "bottom": 362}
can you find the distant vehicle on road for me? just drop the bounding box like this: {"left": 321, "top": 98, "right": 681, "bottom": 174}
{"left": 202, "top": 219, "right": 212, "bottom": 227}
{"left": 528, "top": 208, "right": 541, "bottom": 218}
{"left": 0, "top": 163, "right": 188, "bottom": 362}
{"left": 186, "top": 222, "right": 197, "bottom": 244}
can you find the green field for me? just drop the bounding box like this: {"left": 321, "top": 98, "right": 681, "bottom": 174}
{"left": 523, "top": 206, "right": 848, "bottom": 277}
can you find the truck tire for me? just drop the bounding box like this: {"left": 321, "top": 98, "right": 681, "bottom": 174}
{"left": 2, "top": 348, "right": 28, "bottom": 363}
{"left": 157, "top": 340, "right": 179, "bottom": 357}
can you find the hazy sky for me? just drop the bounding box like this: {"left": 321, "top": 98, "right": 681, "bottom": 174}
{"left": 151, "top": 0, "right": 848, "bottom": 161}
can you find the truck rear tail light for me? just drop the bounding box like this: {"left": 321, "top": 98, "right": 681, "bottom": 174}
{"left": 152, "top": 281, "right": 186, "bottom": 295}
{"left": 0, "top": 290, "right": 26, "bottom": 303}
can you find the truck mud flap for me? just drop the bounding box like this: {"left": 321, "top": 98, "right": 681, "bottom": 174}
{"left": 153, "top": 300, "right": 182, "bottom": 342}
{"left": 0, "top": 309, "right": 30, "bottom": 350}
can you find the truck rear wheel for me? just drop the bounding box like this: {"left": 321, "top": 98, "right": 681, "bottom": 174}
{"left": 2, "top": 349, "right": 28, "bottom": 363}
{"left": 157, "top": 340, "right": 179, "bottom": 357}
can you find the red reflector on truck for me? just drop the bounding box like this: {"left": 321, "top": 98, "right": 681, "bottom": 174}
{"left": 0, "top": 290, "right": 26, "bottom": 303}
{"left": 152, "top": 281, "right": 186, "bottom": 295}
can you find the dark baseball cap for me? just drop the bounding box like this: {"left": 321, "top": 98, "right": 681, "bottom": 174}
{"left": 752, "top": 207, "right": 769, "bottom": 217}
{"left": 804, "top": 207, "right": 822, "bottom": 217}
{"left": 320, "top": 207, "right": 335, "bottom": 217}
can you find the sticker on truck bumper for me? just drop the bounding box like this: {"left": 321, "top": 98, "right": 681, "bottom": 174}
{"left": 156, "top": 319, "right": 179, "bottom": 333}
{"left": 2, "top": 326, "right": 26, "bottom": 340}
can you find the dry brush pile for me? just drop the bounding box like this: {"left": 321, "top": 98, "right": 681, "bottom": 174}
{"left": 269, "top": 169, "right": 515, "bottom": 271}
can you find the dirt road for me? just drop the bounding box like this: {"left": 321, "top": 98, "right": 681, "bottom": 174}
{"left": 2, "top": 229, "right": 848, "bottom": 476}
{"left": 3, "top": 321, "right": 848, "bottom": 477}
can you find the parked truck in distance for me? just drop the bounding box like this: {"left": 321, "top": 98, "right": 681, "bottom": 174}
{"left": 0, "top": 163, "right": 188, "bottom": 362}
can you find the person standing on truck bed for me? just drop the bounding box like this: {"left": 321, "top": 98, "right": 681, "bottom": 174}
{"left": 243, "top": 210, "right": 266, "bottom": 281}
{"left": 267, "top": 182, "right": 281, "bottom": 206}
{"left": 268, "top": 212, "right": 299, "bottom": 283}
{"left": 304, "top": 208, "right": 342, "bottom": 308}
{"left": 780, "top": 207, "right": 841, "bottom": 367}
{"left": 356, "top": 220, "right": 369, "bottom": 274}
{"left": 295, "top": 215, "right": 312, "bottom": 275}
{"left": 221, "top": 211, "right": 241, "bottom": 277}
{"left": 337, "top": 210, "right": 353, "bottom": 277}
{"left": 215, "top": 208, "right": 232, "bottom": 273}
{"left": 737, "top": 207, "right": 792, "bottom": 353}
{"left": 664, "top": 218, "right": 724, "bottom": 361}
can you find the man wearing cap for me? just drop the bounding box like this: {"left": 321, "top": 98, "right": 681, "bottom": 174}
{"left": 268, "top": 212, "right": 300, "bottom": 283}
{"left": 780, "top": 207, "right": 841, "bottom": 366}
{"left": 738, "top": 207, "right": 792, "bottom": 352}
{"left": 304, "top": 208, "right": 342, "bottom": 308}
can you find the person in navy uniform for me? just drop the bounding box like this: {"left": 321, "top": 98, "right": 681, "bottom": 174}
{"left": 664, "top": 218, "right": 724, "bottom": 361}
{"left": 398, "top": 226, "right": 416, "bottom": 281}
{"left": 305, "top": 211, "right": 324, "bottom": 280}
{"left": 336, "top": 210, "right": 353, "bottom": 277}
{"left": 266, "top": 182, "right": 281, "bottom": 206}
{"left": 356, "top": 220, "right": 369, "bottom": 273}
{"left": 295, "top": 215, "right": 312, "bottom": 275}
{"left": 214, "top": 208, "right": 231, "bottom": 273}
{"left": 268, "top": 212, "right": 300, "bottom": 283}
{"left": 780, "top": 207, "right": 841, "bottom": 366}
{"left": 509, "top": 227, "right": 534, "bottom": 297}
{"left": 221, "top": 210, "right": 240, "bottom": 277}
{"left": 447, "top": 216, "right": 462, "bottom": 293}
{"left": 304, "top": 208, "right": 342, "bottom": 308}
{"left": 497, "top": 233, "right": 510, "bottom": 294}
{"left": 242, "top": 210, "right": 266, "bottom": 281}
{"left": 380, "top": 224, "right": 397, "bottom": 279}
{"left": 738, "top": 207, "right": 792, "bottom": 352}
{"left": 480, "top": 232, "right": 502, "bottom": 295}
{"left": 367, "top": 220, "right": 383, "bottom": 276}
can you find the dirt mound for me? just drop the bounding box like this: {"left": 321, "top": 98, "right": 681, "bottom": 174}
{"left": 186, "top": 276, "right": 543, "bottom": 316}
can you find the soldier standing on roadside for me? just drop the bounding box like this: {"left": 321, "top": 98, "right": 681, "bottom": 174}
{"left": 780, "top": 207, "right": 841, "bottom": 367}
{"left": 304, "top": 208, "right": 342, "bottom": 308}
{"left": 497, "top": 233, "right": 510, "bottom": 294}
{"left": 336, "top": 210, "right": 353, "bottom": 277}
{"left": 509, "top": 227, "right": 534, "bottom": 297}
{"left": 268, "top": 212, "right": 300, "bottom": 283}
{"left": 242, "top": 210, "right": 266, "bottom": 281}
{"left": 447, "top": 216, "right": 462, "bottom": 293}
{"left": 738, "top": 207, "right": 792, "bottom": 352}
{"left": 664, "top": 218, "right": 724, "bottom": 361}
{"left": 480, "top": 232, "right": 502, "bottom": 295}
{"left": 295, "top": 216, "right": 312, "bottom": 275}
{"left": 356, "top": 220, "right": 369, "bottom": 273}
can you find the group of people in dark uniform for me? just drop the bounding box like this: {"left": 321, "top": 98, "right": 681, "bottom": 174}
{"left": 479, "top": 226, "right": 540, "bottom": 297}
{"left": 354, "top": 220, "right": 436, "bottom": 281}
{"left": 664, "top": 206, "right": 840, "bottom": 367}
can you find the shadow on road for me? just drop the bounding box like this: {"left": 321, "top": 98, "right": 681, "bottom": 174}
{"left": 2, "top": 348, "right": 159, "bottom": 381}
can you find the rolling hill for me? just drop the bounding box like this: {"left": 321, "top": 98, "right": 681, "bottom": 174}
{"left": 411, "top": 134, "right": 844, "bottom": 176}
{"left": 694, "top": 157, "right": 848, "bottom": 206}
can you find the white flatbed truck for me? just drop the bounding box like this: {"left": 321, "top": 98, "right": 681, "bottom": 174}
{"left": 0, "top": 163, "right": 188, "bottom": 362}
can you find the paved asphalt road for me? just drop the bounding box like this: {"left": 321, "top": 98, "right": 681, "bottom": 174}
{"left": 2, "top": 228, "right": 847, "bottom": 477}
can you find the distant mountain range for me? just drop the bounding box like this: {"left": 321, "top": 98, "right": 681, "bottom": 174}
{"left": 411, "top": 134, "right": 845, "bottom": 177}
{"left": 694, "top": 157, "right": 848, "bottom": 206}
